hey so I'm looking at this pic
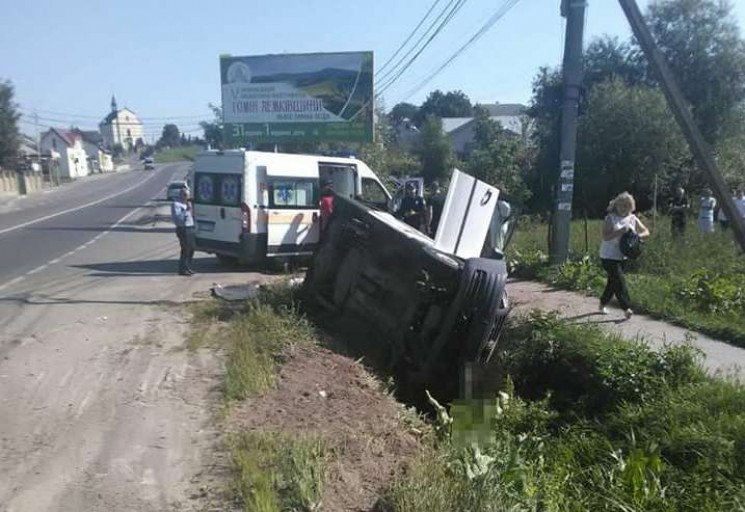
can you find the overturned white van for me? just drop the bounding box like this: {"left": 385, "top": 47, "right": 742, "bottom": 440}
{"left": 190, "top": 150, "right": 391, "bottom": 265}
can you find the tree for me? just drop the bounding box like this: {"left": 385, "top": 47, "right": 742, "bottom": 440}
{"left": 584, "top": 36, "right": 647, "bottom": 87}
{"left": 415, "top": 90, "right": 473, "bottom": 125}
{"left": 645, "top": 0, "right": 745, "bottom": 143}
{"left": 389, "top": 102, "right": 420, "bottom": 126}
{"left": 466, "top": 108, "right": 533, "bottom": 207}
{"left": 575, "top": 79, "right": 690, "bottom": 214}
{"left": 200, "top": 103, "right": 223, "bottom": 148}
{"left": 159, "top": 124, "right": 181, "bottom": 148}
{"left": 415, "top": 115, "right": 453, "bottom": 183}
{"left": 0, "top": 79, "right": 21, "bottom": 167}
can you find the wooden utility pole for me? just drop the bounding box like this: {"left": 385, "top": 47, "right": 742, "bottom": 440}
{"left": 618, "top": 0, "right": 745, "bottom": 253}
{"left": 549, "top": 0, "right": 587, "bottom": 264}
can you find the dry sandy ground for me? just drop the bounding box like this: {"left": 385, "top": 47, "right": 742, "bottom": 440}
{"left": 228, "top": 346, "right": 423, "bottom": 512}
{"left": 0, "top": 203, "right": 268, "bottom": 512}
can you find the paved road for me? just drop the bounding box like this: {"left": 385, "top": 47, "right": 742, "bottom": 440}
{"left": 0, "top": 163, "right": 268, "bottom": 511}
{"left": 0, "top": 165, "right": 183, "bottom": 288}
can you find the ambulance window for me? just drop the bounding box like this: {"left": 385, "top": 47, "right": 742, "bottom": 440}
{"left": 361, "top": 178, "right": 388, "bottom": 205}
{"left": 195, "top": 173, "right": 242, "bottom": 206}
{"left": 269, "top": 179, "right": 318, "bottom": 209}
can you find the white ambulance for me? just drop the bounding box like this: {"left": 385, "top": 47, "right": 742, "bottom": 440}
{"left": 190, "top": 150, "right": 391, "bottom": 264}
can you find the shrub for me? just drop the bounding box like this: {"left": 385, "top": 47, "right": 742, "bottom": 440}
{"left": 675, "top": 269, "right": 745, "bottom": 314}
{"left": 499, "top": 312, "right": 705, "bottom": 417}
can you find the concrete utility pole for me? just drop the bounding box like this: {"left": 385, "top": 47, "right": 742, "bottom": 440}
{"left": 550, "top": 0, "right": 587, "bottom": 264}
{"left": 618, "top": 0, "right": 745, "bottom": 254}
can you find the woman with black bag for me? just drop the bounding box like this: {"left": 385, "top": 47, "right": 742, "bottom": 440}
{"left": 598, "top": 192, "right": 650, "bottom": 319}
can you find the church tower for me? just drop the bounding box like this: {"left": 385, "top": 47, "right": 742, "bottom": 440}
{"left": 110, "top": 95, "right": 118, "bottom": 114}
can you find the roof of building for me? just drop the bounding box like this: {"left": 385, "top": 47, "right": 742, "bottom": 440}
{"left": 441, "top": 117, "right": 473, "bottom": 133}
{"left": 43, "top": 127, "right": 80, "bottom": 147}
{"left": 75, "top": 129, "right": 103, "bottom": 145}
{"left": 101, "top": 107, "right": 140, "bottom": 125}
{"left": 476, "top": 103, "right": 527, "bottom": 116}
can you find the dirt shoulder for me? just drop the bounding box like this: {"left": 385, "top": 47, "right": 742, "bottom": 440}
{"left": 226, "top": 345, "right": 423, "bottom": 511}
{"left": 508, "top": 278, "right": 745, "bottom": 375}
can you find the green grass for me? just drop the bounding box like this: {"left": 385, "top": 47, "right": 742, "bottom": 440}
{"left": 186, "top": 281, "right": 314, "bottom": 399}
{"left": 380, "top": 313, "right": 745, "bottom": 512}
{"left": 154, "top": 145, "right": 201, "bottom": 163}
{"left": 230, "top": 432, "right": 326, "bottom": 512}
{"left": 508, "top": 216, "right": 745, "bottom": 345}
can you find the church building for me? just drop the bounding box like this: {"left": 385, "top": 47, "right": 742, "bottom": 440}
{"left": 99, "top": 96, "right": 144, "bottom": 151}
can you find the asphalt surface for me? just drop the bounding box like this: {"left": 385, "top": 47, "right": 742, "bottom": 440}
{"left": 0, "top": 162, "right": 267, "bottom": 511}
{"left": 0, "top": 164, "right": 185, "bottom": 289}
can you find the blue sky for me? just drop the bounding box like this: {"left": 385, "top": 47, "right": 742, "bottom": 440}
{"left": 2, "top": 0, "right": 744, "bottom": 141}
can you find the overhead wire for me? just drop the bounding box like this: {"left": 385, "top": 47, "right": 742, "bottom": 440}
{"left": 344, "top": 0, "right": 469, "bottom": 122}
{"left": 17, "top": 106, "right": 210, "bottom": 121}
{"left": 376, "top": 0, "right": 444, "bottom": 78}
{"left": 398, "top": 0, "right": 523, "bottom": 103}
{"left": 376, "top": 0, "right": 469, "bottom": 94}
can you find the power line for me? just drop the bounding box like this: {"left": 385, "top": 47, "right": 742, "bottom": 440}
{"left": 398, "top": 0, "right": 523, "bottom": 102}
{"left": 376, "top": 0, "right": 443, "bottom": 77}
{"left": 18, "top": 106, "right": 210, "bottom": 121}
{"left": 19, "top": 114, "right": 203, "bottom": 129}
{"left": 375, "top": 0, "right": 468, "bottom": 91}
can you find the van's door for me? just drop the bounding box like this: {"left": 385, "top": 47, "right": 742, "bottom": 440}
{"left": 193, "top": 168, "right": 243, "bottom": 250}
{"left": 265, "top": 176, "right": 320, "bottom": 257}
{"left": 319, "top": 163, "right": 358, "bottom": 199}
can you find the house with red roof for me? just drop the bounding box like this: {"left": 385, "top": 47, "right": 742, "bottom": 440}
{"left": 39, "top": 128, "right": 89, "bottom": 180}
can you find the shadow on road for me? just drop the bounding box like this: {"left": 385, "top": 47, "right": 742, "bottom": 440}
{"left": 29, "top": 226, "right": 174, "bottom": 234}
{"left": 72, "top": 257, "right": 271, "bottom": 276}
{"left": 0, "top": 295, "right": 186, "bottom": 307}
{"left": 73, "top": 257, "right": 228, "bottom": 275}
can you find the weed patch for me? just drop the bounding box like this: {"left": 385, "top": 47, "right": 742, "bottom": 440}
{"left": 380, "top": 313, "right": 745, "bottom": 511}
{"left": 154, "top": 145, "right": 200, "bottom": 163}
{"left": 508, "top": 216, "right": 745, "bottom": 345}
{"left": 230, "top": 432, "right": 326, "bottom": 512}
{"left": 224, "top": 303, "right": 315, "bottom": 400}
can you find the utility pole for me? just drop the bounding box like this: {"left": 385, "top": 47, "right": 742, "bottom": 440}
{"left": 550, "top": 0, "right": 587, "bottom": 264}
{"left": 618, "top": 0, "right": 745, "bottom": 254}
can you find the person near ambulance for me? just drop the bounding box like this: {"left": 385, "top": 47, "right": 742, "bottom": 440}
{"left": 397, "top": 183, "right": 428, "bottom": 233}
{"left": 319, "top": 180, "right": 334, "bottom": 232}
{"left": 171, "top": 187, "right": 196, "bottom": 276}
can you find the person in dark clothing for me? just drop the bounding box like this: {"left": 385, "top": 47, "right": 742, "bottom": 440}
{"left": 428, "top": 181, "right": 446, "bottom": 236}
{"left": 171, "top": 187, "right": 196, "bottom": 276}
{"left": 398, "top": 183, "right": 427, "bottom": 232}
{"left": 669, "top": 186, "right": 689, "bottom": 238}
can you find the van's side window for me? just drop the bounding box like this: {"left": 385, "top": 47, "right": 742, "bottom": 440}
{"left": 268, "top": 179, "right": 318, "bottom": 209}
{"left": 195, "top": 173, "right": 242, "bottom": 206}
{"left": 361, "top": 178, "right": 388, "bottom": 205}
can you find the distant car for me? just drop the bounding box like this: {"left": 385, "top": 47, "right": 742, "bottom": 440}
{"left": 144, "top": 157, "right": 155, "bottom": 170}
{"left": 167, "top": 181, "right": 189, "bottom": 201}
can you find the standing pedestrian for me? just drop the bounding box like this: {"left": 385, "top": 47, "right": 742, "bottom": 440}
{"left": 698, "top": 188, "right": 717, "bottom": 233}
{"left": 397, "top": 183, "right": 427, "bottom": 232}
{"left": 171, "top": 187, "right": 196, "bottom": 276}
{"left": 669, "top": 186, "right": 689, "bottom": 238}
{"left": 736, "top": 188, "right": 745, "bottom": 219}
{"left": 599, "top": 192, "right": 650, "bottom": 319}
{"left": 428, "top": 181, "right": 446, "bottom": 237}
{"left": 319, "top": 180, "right": 334, "bottom": 233}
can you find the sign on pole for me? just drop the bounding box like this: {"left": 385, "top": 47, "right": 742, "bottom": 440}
{"left": 220, "top": 52, "right": 374, "bottom": 145}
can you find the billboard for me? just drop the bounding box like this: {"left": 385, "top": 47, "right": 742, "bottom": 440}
{"left": 220, "top": 51, "right": 374, "bottom": 145}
